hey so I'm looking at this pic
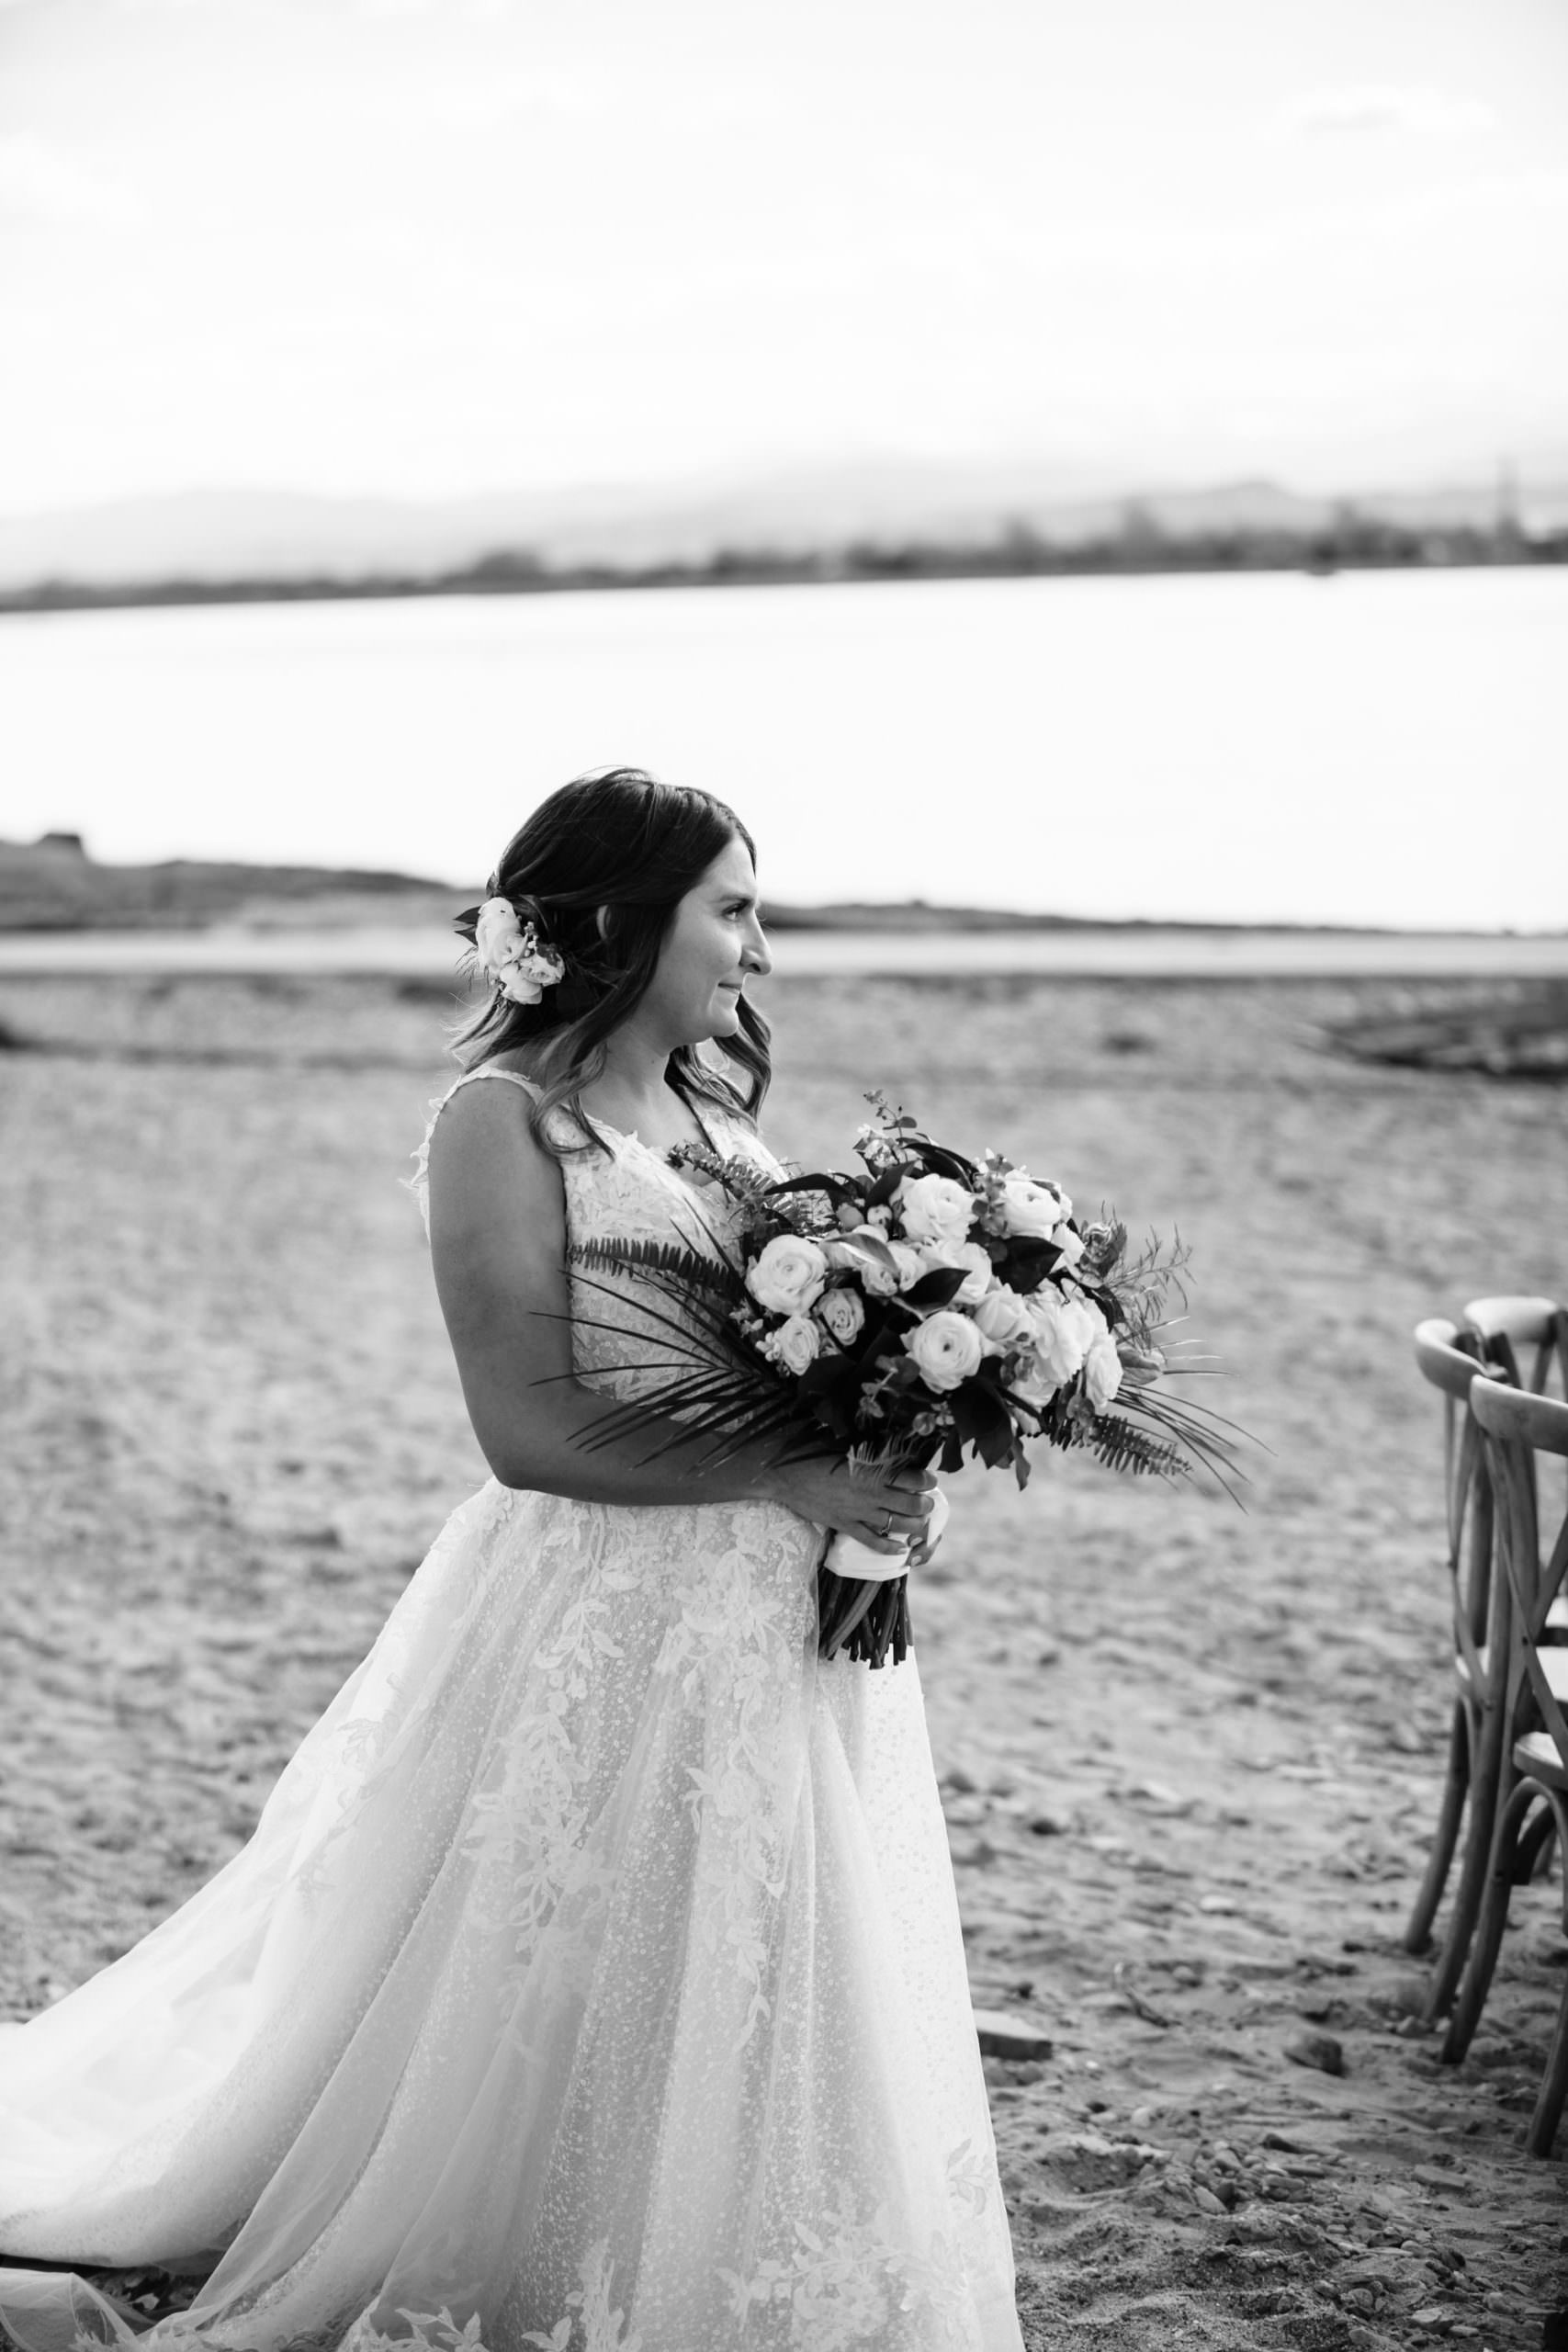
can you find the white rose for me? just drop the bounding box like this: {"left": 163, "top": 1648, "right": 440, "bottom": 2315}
{"left": 1051, "top": 1225, "right": 1084, "bottom": 1267}
{"left": 1084, "top": 1329, "right": 1123, "bottom": 1409}
{"left": 998, "top": 1171, "right": 1070, "bottom": 1238}
{"left": 972, "top": 1283, "right": 1033, "bottom": 1348}
{"left": 817, "top": 1287, "right": 866, "bottom": 1345}
{"left": 897, "top": 1172, "right": 977, "bottom": 1255}
{"left": 746, "top": 1234, "right": 829, "bottom": 1317}
{"left": 766, "top": 1314, "right": 822, "bottom": 1376}
{"left": 1027, "top": 1291, "right": 1101, "bottom": 1387}
{"left": 1010, "top": 1354, "right": 1061, "bottom": 1408}
{"left": 825, "top": 1229, "right": 899, "bottom": 1296}
{"left": 903, "top": 1309, "right": 986, "bottom": 1393}
{"left": 474, "top": 896, "right": 524, "bottom": 972}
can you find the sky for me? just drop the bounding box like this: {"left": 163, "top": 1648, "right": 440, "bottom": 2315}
{"left": 3, "top": 0, "right": 1567, "bottom": 517}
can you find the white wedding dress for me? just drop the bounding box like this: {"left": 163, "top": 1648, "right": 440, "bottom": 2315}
{"left": 0, "top": 1071, "right": 1022, "bottom": 2352}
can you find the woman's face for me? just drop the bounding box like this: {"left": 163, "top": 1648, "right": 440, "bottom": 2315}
{"left": 642, "top": 835, "right": 772, "bottom": 1046}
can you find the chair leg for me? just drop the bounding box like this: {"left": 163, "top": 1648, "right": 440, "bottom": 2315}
{"left": 1405, "top": 1699, "right": 1470, "bottom": 1954}
{"left": 1426, "top": 1701, "right": 1508, "bottom": 2019}
{"left": 1515, "top": 1804, "right": 1558, "bottom": 1884}
{"left": 1442, "top": 1781, "right": 1539, "bottom": 2064}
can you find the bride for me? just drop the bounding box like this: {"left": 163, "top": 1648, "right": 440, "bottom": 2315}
{"left": 0, "top": 770, "right": 1024, "bottom": 2352}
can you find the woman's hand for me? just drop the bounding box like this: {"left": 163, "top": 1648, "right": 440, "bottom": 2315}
{"left": 758, "top": 1453, "right": 936, "bottom": 1558}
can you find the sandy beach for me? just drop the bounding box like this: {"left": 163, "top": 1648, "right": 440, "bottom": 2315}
{"left": 2, "top": 967, "right": 1565, "bottom": 2348}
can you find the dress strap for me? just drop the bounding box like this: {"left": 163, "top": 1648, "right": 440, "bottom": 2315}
{"left": 403, "top": 1068, "right": 545, "bottom": 1238}
{"left": 443, "top": 1066, "right": 543, "bottom": 1108}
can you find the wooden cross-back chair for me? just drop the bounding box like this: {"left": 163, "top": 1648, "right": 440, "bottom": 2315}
{"left": 1463, "top": 1296, "right": 1568, "bottom": 1650}
{"left": 1404, "top": 1318, "right": 1512, "bottom": 2014}
{"left": 1462, "top": 1295, "right": 1568, "bottom": 1404}
{"left": 1441, "top": 1379, "right": 1568, "bottom": 2155}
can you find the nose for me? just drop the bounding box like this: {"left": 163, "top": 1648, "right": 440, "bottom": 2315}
{"left": 741, "top": 909, "right": 773, "bottom": 978}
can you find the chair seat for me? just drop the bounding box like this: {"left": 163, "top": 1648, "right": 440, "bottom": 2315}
{"left": 1513, "top": 1731, "right": 1568, "bottom": 1792}
{"left": 1457, "top": 1646, "right": 1568, "bottom": 1696}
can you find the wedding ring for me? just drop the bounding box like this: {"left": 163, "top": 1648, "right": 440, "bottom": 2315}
{"left": 881, "top": 1510, "right": 894, "bottom": 1536}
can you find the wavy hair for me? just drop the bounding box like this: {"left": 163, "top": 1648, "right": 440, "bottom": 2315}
{"left": 453, "top": 767, "right": 770, "bottom": 1154}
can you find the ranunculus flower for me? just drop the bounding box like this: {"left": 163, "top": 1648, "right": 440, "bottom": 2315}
{"left": 972, "top": 1283, "right": 1033, "bottom": 1348}
{"left": 897, "top": 1172, "right": 977, "bottom": 1255}
{"left": 998, "top": 1171, "right": 1070, "bottom": 1238}
{"left": 766, "top": 1313, "right": 822, "bottom": 1376}
{"left": 817, "top": 1286, "right": 866, "bottom": 1345}
{"left": 496, "top": 944, "right": 565, "bottom": 1007}
{"left": 474, "top": 896, "right": 524, "bottom": 970}
{"left": 904, "top": 1309, "right": 986, "bottom": 1392}
{"left": 1027, "top": 1291, "right": 1102, "bottom": 1387}
{"left": 474, "top": 897, "right": 565, "bottom": 1005}
{"left": 746, "top": 1234, "right": 829, "bottom": 1317}
{"left": 1084, "top": 1329, "right": 1123, "bottom": 1409}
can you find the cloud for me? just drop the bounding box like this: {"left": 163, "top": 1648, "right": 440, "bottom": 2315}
{"left": 1282, "top": 85, "right": 1497, "bottom": 141}
{"left": 0, "top": 134, "right": 143, "bottom": 229}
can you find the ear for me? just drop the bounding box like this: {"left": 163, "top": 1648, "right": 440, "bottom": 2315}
{"left": 594, "top": 905, "right": 612, "bottom": 941}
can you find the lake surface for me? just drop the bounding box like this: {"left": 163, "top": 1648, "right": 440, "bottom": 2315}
{"left": 2, "top": 922, "right": 1566, "bottom": 979}
{"left": 3, "top": 569, "right": 1564, "bottom": 931}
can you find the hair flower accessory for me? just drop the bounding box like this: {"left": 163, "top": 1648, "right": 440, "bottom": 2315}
{"left": 471, "top": 895, "right": 566, "bottom": 1006}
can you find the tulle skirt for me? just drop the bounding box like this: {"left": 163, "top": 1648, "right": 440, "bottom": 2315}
{"left": 0, "top": 1478, "right": 1021, "bottom": 2352}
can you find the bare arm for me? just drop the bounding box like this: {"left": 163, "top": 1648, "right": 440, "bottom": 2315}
{"left": 426, "top": 1081, "right": 931, "bottom": 1549}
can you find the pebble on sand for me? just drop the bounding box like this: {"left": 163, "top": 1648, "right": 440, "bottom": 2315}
{"left": 1283, "top": 2027, "right": 1346, "bottom": 2076}
{"left": 973, "top": 2010, "right": 1055, "bottom": 2061}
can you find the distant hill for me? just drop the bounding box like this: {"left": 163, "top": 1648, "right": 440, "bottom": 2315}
{"left": 3, "top": 458, "right": 1565, "bottom": 594}
{"left": 0, "top": 834, "right": 457, "bottom": 933}
{"left": 0, "top": 837, "right": 1183, "bottom": 938}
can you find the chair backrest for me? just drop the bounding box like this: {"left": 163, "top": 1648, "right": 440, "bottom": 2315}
{"left": 1471, "top": 1377, "right": 1568, "bottom": 1769}
{"left": 1413, "top": 1317, "right": 1500, "bottom": 1671}
{"left": 1462, "top": 1295, "right": 1567, "bottom": 1399}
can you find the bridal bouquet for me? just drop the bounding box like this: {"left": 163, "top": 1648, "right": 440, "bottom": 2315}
{"left": 569, "top": 1095, "right": 1240, "bottom": 1667}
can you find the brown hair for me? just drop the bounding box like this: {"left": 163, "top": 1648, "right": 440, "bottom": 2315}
{"left": 454, "top": 767, "right": 770, "bottom": 1152}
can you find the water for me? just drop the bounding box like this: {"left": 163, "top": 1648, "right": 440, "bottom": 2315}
{"left": 3, "top": 569, "right": 1563, "bottom": 931}
{"left": 3, "top": 922, "right": 1566, "bottom": 979}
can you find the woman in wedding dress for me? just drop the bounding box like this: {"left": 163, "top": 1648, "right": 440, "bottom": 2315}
{"left": 0, "top": 770, "right": 1024, "bottom": 2352}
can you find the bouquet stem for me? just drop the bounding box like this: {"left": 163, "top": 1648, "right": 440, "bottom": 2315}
{"left": 815, "top": 1441, "right": 933, "bottom": 1668}
{"left": 817, "top": 1565, "right": 910, "bottom": 1668}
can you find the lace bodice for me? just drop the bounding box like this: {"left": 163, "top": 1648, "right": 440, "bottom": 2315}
{"left": 409, "top": 1067, "right": 778, "bottom": 1406}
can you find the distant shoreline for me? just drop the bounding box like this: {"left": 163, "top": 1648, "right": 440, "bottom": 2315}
{"left": 2, "top": 525, "right": 1563, "bottom": 618}
{"left": 5, "top": 840, "right": 1565, "bottom": 967}
{"left": 4, "top": 923, "right": 1566, "bottom": 981}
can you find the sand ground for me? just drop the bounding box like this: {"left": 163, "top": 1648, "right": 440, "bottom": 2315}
{"left": 1, "top": 969, "right": 1565, "bottom": 2350}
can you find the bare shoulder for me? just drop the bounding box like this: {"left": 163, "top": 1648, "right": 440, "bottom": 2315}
{"left": 427, "top": 1072, "right": 561, "bottom": 1243}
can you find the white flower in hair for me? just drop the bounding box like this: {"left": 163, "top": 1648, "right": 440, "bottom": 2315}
{"left": 473, "top": 895, "right": 566, "bottom": 1006}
